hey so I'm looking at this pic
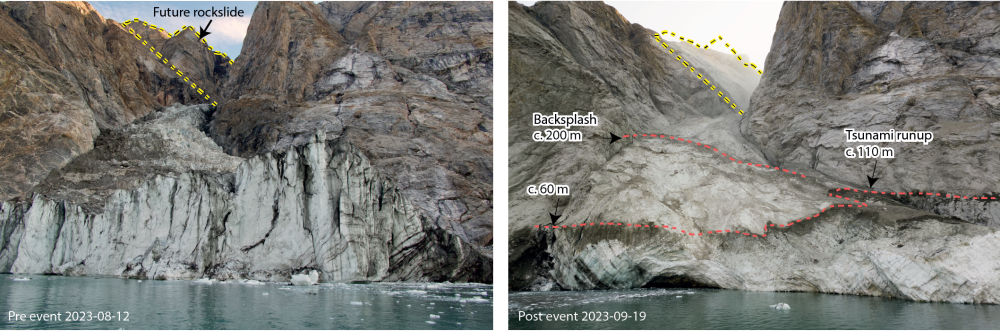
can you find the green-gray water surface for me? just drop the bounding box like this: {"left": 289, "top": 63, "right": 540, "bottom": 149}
{"left": 2, "top": 275, "right": 491, "bottom": 329}
{"left": 509, "top": 288, "right": 1000, "bottom": 329}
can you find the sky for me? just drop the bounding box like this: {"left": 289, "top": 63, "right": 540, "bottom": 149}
{"left": 91, "top": 1, "right": 258, "bottom": 58}
{"left": 516, "top": 1, "right": 784, "bottom": 68}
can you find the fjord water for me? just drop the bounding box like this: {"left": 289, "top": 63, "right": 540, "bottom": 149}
{"left": 509, "top": 288, "right": 1000, "bottom": 329}
{"left": 2, "top": 276, "right": 491, "bottom": 329}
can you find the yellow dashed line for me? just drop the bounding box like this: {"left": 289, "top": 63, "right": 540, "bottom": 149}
{"left": 654, "top": 32, "right": 745, "bottom": 116}
{"left": 656, "top": 30, "right": 762, "bottom": 75}
{"left": 121, "top": 19, "right": 234, "bottom": 107}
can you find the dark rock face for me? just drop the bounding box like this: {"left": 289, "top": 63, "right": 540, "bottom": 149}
{"left": 319, "top": 1, "right": 493, "bottom": 111}
{"left": 211, "top": 1, "right": 493, "bottom": 246}
{"left": 0, "top": 1, "right": 228, "bottom": 201}
{"left": 743, "top": 2, "right": 1000, "bottom": 200}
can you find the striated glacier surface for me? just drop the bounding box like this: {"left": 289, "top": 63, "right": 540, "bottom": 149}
{"left": 0, "top": 104, "right": 489, "bottom": 283}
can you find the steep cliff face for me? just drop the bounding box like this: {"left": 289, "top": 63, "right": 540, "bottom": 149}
{"left": 508, "top": 1, "right": 1000, "bottom": 304}
{"left": 212, "top": 1, "right": 493, "bottom": 246}
{"left": 0, "top": 106, "right": 489, "bottom": 282}
{"left": 508, "top": 0, "right": 763, "bottom": 291}
{"left": 0, "top": 1, "right": 490, "bottom": 283}
{"left": 742, "top": 2, "right": 1000, "bottom": 211}
{"left": 0, "top": 1, "right": 228, "bottom": 201}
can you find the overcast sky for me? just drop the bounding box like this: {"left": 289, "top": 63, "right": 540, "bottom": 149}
{"left": 516, "top": 1, "right": 784, "bottom": 68}
{"left": 91, "top": 1, "right": 257, "bottom": 58}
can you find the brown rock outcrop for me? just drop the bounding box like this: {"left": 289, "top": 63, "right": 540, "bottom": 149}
{"left": 0, "top": 1, "right": 228, "bottom": 201}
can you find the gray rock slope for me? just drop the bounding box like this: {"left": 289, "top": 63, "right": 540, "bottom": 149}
{"left": 743, "top": 2, "right": 1000, "bottom": 223}
{"left": 0, "top": 104, "right": 489, "bottom": 282}
{"left": 509, "top": 1, "right": 1000, "bottom": 304}
{"left": 211, "top": 2, "right": 493, "bottom": 247}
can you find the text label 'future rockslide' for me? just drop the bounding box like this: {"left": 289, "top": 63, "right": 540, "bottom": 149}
{"left": 154, "top": 7, "right": 245, "bottom": 18}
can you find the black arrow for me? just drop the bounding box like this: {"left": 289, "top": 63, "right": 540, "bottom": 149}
{"left": 198, "top": 20, "right": 213, "bottom": 40}
{"left": 549, "top": 198, "right": 562, "bottom": 224}
{"left": 867, "top": 159, "right": 880, "bottom": 188}
{"left": 601, "top": 132, "right": 622, "bottom": 145}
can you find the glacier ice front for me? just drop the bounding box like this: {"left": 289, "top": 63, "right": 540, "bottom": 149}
{"left": 0, "top": 131, "right": 490, "bottom": 283}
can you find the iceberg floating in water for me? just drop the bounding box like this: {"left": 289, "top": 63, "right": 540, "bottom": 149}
{"left": 350, "top": 302, "right": 364, "bottom": 306}
{"left": 769, "top": 303, "right": 791, "bottom": 310}
{"left": 429, "top": 314, "right": 441, "bottom": 319}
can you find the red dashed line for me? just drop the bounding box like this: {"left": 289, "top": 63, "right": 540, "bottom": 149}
{"left": 838, "top": 187, "right": 995, "bottom": 202}
{"left": 534, "top": 135, "right": 996, "bottom": 238}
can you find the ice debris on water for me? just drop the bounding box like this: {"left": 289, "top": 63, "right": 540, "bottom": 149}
{"left": 350, "top": 302, "right": 363, "bottom": 306}
{"left": 769, "top": 303, "right": 791, "bottom": 310}
{"left": 426, "top": 321, "right": 436, "bottom": 325}
{"left": 262, "top": 292, "right": 269, "bottom": 296}
{"left": 430, "top": 314, "right": 441, "bottom": 319}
